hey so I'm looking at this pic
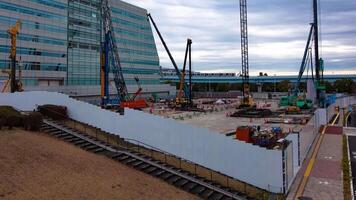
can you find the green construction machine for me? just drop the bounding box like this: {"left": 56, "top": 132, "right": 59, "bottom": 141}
{"left": 280, "top": 0, "right": 326, "bottom": 109}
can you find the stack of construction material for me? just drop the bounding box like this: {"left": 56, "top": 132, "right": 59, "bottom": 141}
{"left": 38, "top": 105, "right": 68, "bottom": 120}
{"left": 235, "top": 126, "right": 287, "bottom": 149}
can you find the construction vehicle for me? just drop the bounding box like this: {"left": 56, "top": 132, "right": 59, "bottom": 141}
{"left": 238, "top": 0, "right": 255, "bottom": 108}
{"left": 280, "top": 0, "right": 325, "bottom": 109}
{"left": 147, "top": 14, "right": 197, "bottom": 111}
{"left": 175, "top": 39, "right": 194, "bottom": 110}
{"left": 100, "top": 0, "right": 147, "bottom": 112}
{"left": 1, "top": 20, "right": 23, "bottom": 93}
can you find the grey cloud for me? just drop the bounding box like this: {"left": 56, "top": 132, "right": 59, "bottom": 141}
{"left": 124, "top": 0, "right": 356, "bottom": 75}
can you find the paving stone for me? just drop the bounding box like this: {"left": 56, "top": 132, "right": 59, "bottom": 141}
{"left": 317, "top": 134, "right": 342, "bottom": 162}
{"left": 310, "top": 159, "right": 341, "bottom": 180}
{"left": 303, "top": 177, "right": 343, "bottom": 200}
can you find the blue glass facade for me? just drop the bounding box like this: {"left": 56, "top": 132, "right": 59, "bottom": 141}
{"left": 0, "top": 0, "right": 68, "bottom": 86}
{"left": 0, "top": 0, "right": 162, "bottom": 89}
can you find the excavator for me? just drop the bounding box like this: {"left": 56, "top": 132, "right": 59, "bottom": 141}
{"left": 1, "top": 20, "right": 23, "bottom": 93}
{"left": 100, "top": 0, "right": 147, "bottom": 112}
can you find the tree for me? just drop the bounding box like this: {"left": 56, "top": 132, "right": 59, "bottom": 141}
{"left": 352, "top": 82, "right": 356, "bottom": 94}
{"left": 323, "top": 81, "right": 335, "bottom": 93}
{"left": 334, "top": 78, "right": 353, "bottom": 93}
{"left": 216, "top": 83, "right": 229, "bottom": 92}
{"left": 277, "top": 80, "right": 292, "bottom": 92}
{"left": 230, "top": 83, "right": 242, "bottom": 91}
{"left": 262, "top": 83, "right": 274, "bottom": 92}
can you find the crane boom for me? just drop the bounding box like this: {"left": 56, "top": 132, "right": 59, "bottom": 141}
{"left": 294, "top": 24, "right": 314, "bottom": 96}
{"left": 147, "top": 13, "right": 190, "bottom": 98}
{"left": 177, "top": 39, "right": 192, "bottom": 104}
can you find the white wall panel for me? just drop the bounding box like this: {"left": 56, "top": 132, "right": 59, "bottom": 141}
{"left": 0, "top": 91, "right": 286, "bottom": 193}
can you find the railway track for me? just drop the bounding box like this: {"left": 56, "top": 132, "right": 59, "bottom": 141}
{"left": 40, "top": 119, "right": 251, "bottom": 200}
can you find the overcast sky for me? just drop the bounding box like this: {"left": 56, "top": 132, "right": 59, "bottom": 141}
{"left": 124, "top": 0, "right": 356, "bottom": 76}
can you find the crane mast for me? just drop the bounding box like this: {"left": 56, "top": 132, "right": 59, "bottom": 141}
{"left": 101, "top": 0, "right": 128, "bottom": 106}
{"left": 8, "top": 20, "right": 22, "bottom": 93}
{"left": 239, "top": 0, "right": 254, "bottom": 108}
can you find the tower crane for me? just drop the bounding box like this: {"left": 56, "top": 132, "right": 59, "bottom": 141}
{"left": 100, "top": 0, "right": 147, "bottom": 112}
{"left": 239, "top": 0, "right": 255, "bottom": 108}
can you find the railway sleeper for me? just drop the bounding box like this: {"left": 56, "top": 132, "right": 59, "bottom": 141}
{"left": 151, "top": 169, "right": 165, "bottom": 177}
{"left": 92, "top": 148, "right": 105, "bottom": 153}
{"left": 116, "top": 155, "right": 130, "bottom": 161}
{"left": 182, "top": 182, "right": 198, "bottom": 191}
{"left": 123, "top": 158, "right": 137, "bottom": 165}
{"left": 174, "top": 178, "right": 189, "bottom": 188}
{"left": 137, "top": 163, "right": 150, "bottom": 170}
{"left": 143, "top": 166, "right": 157, "bottom": 174}
{"left": 191, "top": 185, "right": 206, "bottom": 194}
{"left": 199, "top": 189, "right": 215, "bottom": 199}
{"left": 131, "top": 160, "right": 144, "bottom": 167}
{"left": 61, "top": 135, "right": 75, "bottom": 140}
{"left": 159, "top": 172, "right": 173, "bottom": 180}
{"left": 84, "top": 144, "right": 98, "bottom": 150}
{"left": 56, "top": 134, "right": 71, "bottom": 139}
{"left": 208, "top": 192, "right": 225, "bottom": 200}
{"left": 78, "top": 142, "right": 92, "bottom": 148}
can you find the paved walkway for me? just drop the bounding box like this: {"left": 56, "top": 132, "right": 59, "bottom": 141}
{"left": 287, "top": 113, "right": 344, "bottom": 200}
{"left": 302, "top": 126, "right": 343, "bottom": 200}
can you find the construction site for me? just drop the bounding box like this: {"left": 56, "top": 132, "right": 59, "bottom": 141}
{"left": 0, "top": 0, "right": 356, "bottom": 200}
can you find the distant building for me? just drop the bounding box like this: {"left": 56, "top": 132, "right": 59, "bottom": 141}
{"left": 161, "top": 68, "right": 356, "bottom": 84}
{"left": 161, "top": 68, "right": 237, "bottom": 78}
{"left": 0, "top": 0, "right": 174, "bottom": 101}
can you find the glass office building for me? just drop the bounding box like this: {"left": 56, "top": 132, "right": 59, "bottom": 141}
{"left": 0, "top": 0, "right": 173, "bottom": 98}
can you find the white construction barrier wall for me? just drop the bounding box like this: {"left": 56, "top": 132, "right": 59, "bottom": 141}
{"left": 1, "top": 91, "right": 293, "bottom": 193}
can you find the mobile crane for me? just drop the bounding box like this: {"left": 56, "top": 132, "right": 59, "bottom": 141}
{"left": 1, "top": 20, "right": 23, "bottom": 93}
{"left": 147, "top": 14, "right": 195, "bottom": 110}
{"left": 175, "top": 38, "right": 193, "bottom": 110}
{"left": 100, "top": 0, "right": 147, "bottom": 112}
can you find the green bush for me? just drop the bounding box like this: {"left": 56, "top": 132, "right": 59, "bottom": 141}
{"left": 0, "top": 106, "right": 23, "bottom": 129}
{"left": 23, "top": 112, "right": 43, "bottom": 131}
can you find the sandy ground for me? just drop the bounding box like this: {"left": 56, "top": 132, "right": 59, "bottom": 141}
{"left": 0, "top": 129, "right": 199, "bottom": 200}
{"left": 181, "top": 108, "right": 302, "bottom": 134}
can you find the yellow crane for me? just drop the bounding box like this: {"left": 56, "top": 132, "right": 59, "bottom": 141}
{"left": 1, "top": 20, "right": 23, "bottom": 93}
